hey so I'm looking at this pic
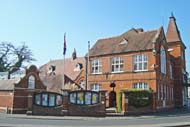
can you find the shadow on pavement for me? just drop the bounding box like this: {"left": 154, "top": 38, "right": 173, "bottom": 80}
{"left": 148, "top": 107, "right": 190, "bottom": 117}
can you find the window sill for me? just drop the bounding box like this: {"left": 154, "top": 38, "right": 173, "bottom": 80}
{"left": 91, "top": 73, "right": 102, "bottom": 75}
{"left": 133, "top": 70, "right": 148, "bottom": 72}
{"left": 111, "top": 71, "right": 124, "bottom": 74}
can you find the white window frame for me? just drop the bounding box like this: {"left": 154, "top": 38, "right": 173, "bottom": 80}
{"left": 90, "top": 84, "right": 102, "bottom": 91}
{"left": 28, "top": 75, "right": 35, "bottom": 89}
{"left": 160, "top": 47, "right": 166, "bottom": 74}
{"left": 91, "top": 59, "right": 102, "bottom": 74}
{"left": 133, "top": 82, "right": 149, "bottom": 90}
{"left": 133, "top": 54, "right": 148, "bottom": 72}
{"left": 111, "top": 57, "right": 124, "bottom": 73}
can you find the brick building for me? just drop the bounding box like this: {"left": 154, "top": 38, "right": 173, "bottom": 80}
{"left": 88, "top": 15, "right": 188, "bottom": 109}
{"left": 39, "top": 52, "right": 86, "bottom": 93}
{"left": 0, "top": 65, "right": 46, "bottom": 113}
{"left": 166, "top": 14, "right": 189, "bottom": 107}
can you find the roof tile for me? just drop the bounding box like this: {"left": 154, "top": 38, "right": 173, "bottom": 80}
{"left": 89, "top": 28, "right": 158, "bottom": 56}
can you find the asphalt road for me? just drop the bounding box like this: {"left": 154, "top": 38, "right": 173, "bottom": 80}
{"left": 0, "top": 108, "right": 190, "bottom": 127}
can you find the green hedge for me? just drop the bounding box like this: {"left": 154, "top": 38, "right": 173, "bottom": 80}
{"left": 121, "top": 89, "right": 153, "bottom": 108}
{"left": 117, "top": 92, "right": 122, "bottom": 113}
{"left": 128, "top": 90, "right": 152, "bottom": 108}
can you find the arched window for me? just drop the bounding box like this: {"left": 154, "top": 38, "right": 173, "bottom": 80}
{"left": 28, "top": 75, "right": 35, "bottom": 89}
{"left": 160, "top": 47, "right": 166, "bottom": 74}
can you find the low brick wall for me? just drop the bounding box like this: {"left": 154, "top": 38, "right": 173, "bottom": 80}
{"left": 0, "top": 91, "right": 13, "bottom": 113}
{"left": 27, "top": 90, "right": 106, "bottom": 116}
{"left": 68, "top": 103, "right": 105, "bottom": 117}
{"left": 31, "top": 105, "right": 63, "bottom": 116}
{"left": 126, "top": 105, "right": 153, "bottom": 115}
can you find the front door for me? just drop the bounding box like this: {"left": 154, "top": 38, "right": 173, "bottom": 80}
{"left": 109, "top": 91, "right": 116, "bottom": 107}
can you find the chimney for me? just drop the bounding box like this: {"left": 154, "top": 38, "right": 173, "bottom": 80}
{"left": 72, "top": 48, "right": 77, "bottom": 60}
{"left": 136, "top": 28, "right": 144, "bottom": 33}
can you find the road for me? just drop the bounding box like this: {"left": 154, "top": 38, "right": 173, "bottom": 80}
{"left": 0, "top": 108, "right": 190, "bottom": 127}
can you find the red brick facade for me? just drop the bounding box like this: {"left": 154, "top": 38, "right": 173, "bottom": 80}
{"left": 88, "top": 15, "right": 187, "bottom": 110}
{"left": 0, "top": 91, "right": 13, "bottom": 113}
{"left": 0, "top": 65, "right": 46, "bottom": 113}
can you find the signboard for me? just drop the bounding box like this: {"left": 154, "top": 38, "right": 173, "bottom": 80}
{"left": 69, "top": 91, "right": 99, "bottom": 105}
{"left": 34, "top": 92, "right": 63, "bottom": 107}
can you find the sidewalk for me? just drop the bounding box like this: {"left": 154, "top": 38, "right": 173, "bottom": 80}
{"left": 1, "top": 108, "right": 190, "bottom": 127}
{"left": 1, "top": 107, "right": 190, "bottom": 120}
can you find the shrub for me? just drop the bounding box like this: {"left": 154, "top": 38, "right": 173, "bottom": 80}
{"left": 128, "top": 90, "right": 152, "bottom": 108}
{"left": 117, "top": 92, "right": 122, "bottom": 113}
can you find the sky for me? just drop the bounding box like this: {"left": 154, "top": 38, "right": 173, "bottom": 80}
{"left": 0, "top": 0, "right": 189, "bottom": 73}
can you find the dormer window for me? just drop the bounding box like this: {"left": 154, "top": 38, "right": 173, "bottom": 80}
{"left": 49, "top": 65, "right": 56, "bottom": 72}
{"left": 119, "top": 38, "right": 128, "bottom": 45}
{"left": 28, "top": 75, "right": 35, "bottom": 89}
{"left": 74, "top": 63, "right": 83, "bottom": 71}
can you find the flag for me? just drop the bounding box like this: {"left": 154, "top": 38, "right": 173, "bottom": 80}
{"left": 63, "top": 33, "right": 66, "bottom": 55}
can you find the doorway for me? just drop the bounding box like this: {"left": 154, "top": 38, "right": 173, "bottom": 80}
{"left": 109, "top": 91, "right": 116, "bottom": 107}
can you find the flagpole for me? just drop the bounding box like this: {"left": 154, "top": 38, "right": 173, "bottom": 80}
{"left": 62, "top": 33, "right": 66, "bottom": 92}
{"left": 85, "top": 41, "right": 90, "bottom": 90}
{"left": 63, "top": 53, "right": 65, "bottom": 90}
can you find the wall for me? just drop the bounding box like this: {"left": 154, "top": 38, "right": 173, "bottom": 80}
{"left": 68, "top": 103, "right": 105, "bottom": 116}
{"left": 32, "top": 105, "right": 63, "bottom": 116}
{"left": 0, "top": 91, "right": 13, "bottom": 113}
{"left": 88, "top": 51, "right": 157, "bottom": 106}
{"left": 12, "top": 89, "right": 30, "bottom": 114}
{"left": 88, "top": 47, "right": 175, "bottom": 110}
{"left": 168, "top": 43, "right": 185, "bottom": 107}
{"left": 62, "top": 90, "right": 106, "bottom": 117}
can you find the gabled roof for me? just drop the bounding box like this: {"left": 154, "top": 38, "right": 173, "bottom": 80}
{"left": 89, "top": 28, "right": 159, "bottom": 57}
{"left": 0, "top": 65, "right": 43, "bottom": 91}
{"left": 41, "top": 73, "right": 76, "bottom": 93}
{"left": 0, "top": 79, "right": 20, "bottom": 90}
{"left": 39, "top": 57, "right": 85, "bottom": 92}
{"left": 39, "top": 57, "right": 85, "bottom": 81}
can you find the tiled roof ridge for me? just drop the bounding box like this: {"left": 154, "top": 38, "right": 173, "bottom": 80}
{"left": 49, "top": 57, "right": 84, "bottom": 62}
{"left": 89, "top": 27, "right": 161, "bottom": 57}
{"left": 96, "top": 28, "right": 159, "bottom": 43}
{"left": 95, "top": 28, "right": 136, "bottom": 42}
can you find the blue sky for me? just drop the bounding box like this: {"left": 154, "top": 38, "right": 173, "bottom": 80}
{"left": 0, "top": 0, "right": 189, "bottom": 73}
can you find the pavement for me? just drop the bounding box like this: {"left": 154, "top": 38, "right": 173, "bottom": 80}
{"left": 1, "top": 107, "right": 190, "bottom": 120}
{"left": 0, "top": 108, "right": 190, "bottom": 127}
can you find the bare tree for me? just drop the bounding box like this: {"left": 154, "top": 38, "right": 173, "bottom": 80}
{"left": 0, "top": 42, "right": 35, "bottom": 78}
